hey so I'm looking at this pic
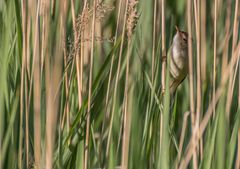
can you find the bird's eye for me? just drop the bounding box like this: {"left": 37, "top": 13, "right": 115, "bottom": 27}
{"left": 183, "top": 38, "right": 187, "bottom": 42}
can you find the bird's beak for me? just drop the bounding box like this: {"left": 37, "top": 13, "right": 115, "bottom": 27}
{"left": 175, "top": 26, "right": 180, "bottom": 33}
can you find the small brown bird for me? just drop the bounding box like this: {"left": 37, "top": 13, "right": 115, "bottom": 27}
{"left": 168, "top": 26, "right": 189, "bottom": 96}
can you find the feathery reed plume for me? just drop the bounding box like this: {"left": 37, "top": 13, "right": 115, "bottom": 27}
{"left": 126, "top": 0, "right": 139, "bottom": 39}
{"left": 96, "top": 0, "right": 114, "bottom": 21}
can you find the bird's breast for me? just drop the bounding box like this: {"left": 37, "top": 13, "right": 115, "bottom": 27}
{"left": 169, "top": 47, "right": 188, "bottom": 80}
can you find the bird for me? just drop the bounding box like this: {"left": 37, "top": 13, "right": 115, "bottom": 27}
{"left": 168, "top": 26, "right": 189, "bottom": 106}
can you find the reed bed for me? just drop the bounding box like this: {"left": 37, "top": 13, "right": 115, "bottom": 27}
{"left": 0, "top": 0, "right": 239, "bottom": 169}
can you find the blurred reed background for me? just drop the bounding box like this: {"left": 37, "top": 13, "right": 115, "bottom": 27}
{"left": 0, "top": 0, "right": 239, "bottom": 169}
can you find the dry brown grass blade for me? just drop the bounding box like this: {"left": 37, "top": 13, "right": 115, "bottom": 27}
{"left": 24, "top": 11, "right": 31, "bottom": 169}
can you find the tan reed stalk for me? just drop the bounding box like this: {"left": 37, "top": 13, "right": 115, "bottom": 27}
{"left": 31, "top": 2, "right": 45, "bottom": 169}
{"left": 44, "top": 1, "right": 53, "bottom": 168}
{"left": 116, "top": 106, "right": 124, "bottom": 156}
{"left": 24, "top": 14, "right": 31, "bottom": 167}
{"left": 213, "top": 0, "right": 218, "bottom": 118}
{"left": 200, "top": 0, "right": 206, "bottom": 159}
{"left": 105, "top": 0, "right": 123, "bottom": 120}
{"left": 51, "top": 0, "right": 55, "bottom": 17}
{"left": 152, "top": 0, "right": 157, "bottom": 82}
{"left": 239, "top": 60, "right": 240, "bottom": 106}
{"left": 46, "top": 0, "right": 66, "bottom": 167}
{"left": 26, "top": 14, "right": 31, "bottom": 78}
{"left": 121, "top": 1, "right": 138, "bottom": 167}
{"left": 221, "top": 0, "right": 231, "bottom": 76}
{"left": 80, "top": 15, "right": 84, "bottom": 111}
{"left": 106, "top": 0, "right": 129, "bottom": 157}
{"left": 194, "top": 0, "right": 202, "bottom": 163}
{"left": 61, "top": 48, "right": 70, "bottom": 131}
{"left": 187, "top": 0, "right": 195, "bottom": 127}
{"left": 200, "top": 0, "right": 206, "bottom": 82}
{"left": 187, "top": 0, "right": 198, "bottom": 168}
{"left": 187, "top": 0, "right": 198, "bottom": 167}
{"left": 193, "top": 0, "right": 201, "bottom": 127}
{"left": 179, "top": 44, "right": 240, "bottom": 169}
{"left": 31, "top": 1, "right": 41, "bottom": 168}
{"left": 19, "top": 0, "right": 27, "bottom": 168}
{"left": 176, "top": 111, "right": 190, "bottom": 168}
{"left": 121, "top": 38, "right": 132, "bottom": 169}
{"left": 236, "top": 129, "right": 240, "bottom": 169}
{"left": 71, "top": 0, "right": 82, "bottom": 109}
{"left": 84, "top": 0, "right": 96, "bottom": 168}
{"left": 225, "top": 0, "right": 239, "bottom": 119}
{"left": 161, "top": 0, "right": 166, "bottom": 94}
{"left": 159, "top": 0, "right": 166, "bottom": 161}
{"left": 61, "top": 1, "right": 70, "bottom": 131}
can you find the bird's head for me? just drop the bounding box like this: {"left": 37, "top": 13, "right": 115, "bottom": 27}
{"left": 174, "top": 26, "right": 188, "bottom": 49}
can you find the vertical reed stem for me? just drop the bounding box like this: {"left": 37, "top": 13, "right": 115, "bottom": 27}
{"left": 161, "top": 0, "right": 166, "bottom": 94}
{"left": 213, "top": 0, "right": 218, "bottom": 118}
{"left": 121, "top": 38, "right": 132, "bottom": 169}
{"left": 84, "top": 0, "right": 96, "bottom": 168}
{"left": 187, "top": 0, "right": 197, "bottom": 168}
{"left": 152, "top": 0, "right": 157, "bottom": 82}
{"left": 19, "top": 0, "right": 27, "bottom": 168}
